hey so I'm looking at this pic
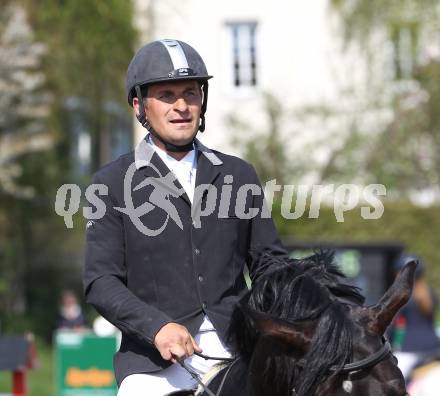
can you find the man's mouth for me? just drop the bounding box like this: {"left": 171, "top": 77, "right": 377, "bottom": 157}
{"left": 169, "top": 119, "right": 192, "bottom": 124}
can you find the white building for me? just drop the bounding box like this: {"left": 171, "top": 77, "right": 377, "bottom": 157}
{"left": 132, "top": 0, "right": 350, "bottom": 157}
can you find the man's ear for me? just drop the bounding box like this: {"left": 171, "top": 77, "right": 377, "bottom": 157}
{"left": 132, "top": 97, "right": 141, "bottom": 116}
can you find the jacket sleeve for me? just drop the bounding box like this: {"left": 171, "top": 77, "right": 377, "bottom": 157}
{"left": 83, "top": 172, "right": 172, "bottom": 345}
{"left": 245, "top": 165, "right": 288, "bottom": 282}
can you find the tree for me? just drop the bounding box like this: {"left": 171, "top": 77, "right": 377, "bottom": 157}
{"left": 227, "top": 92, "right": 309, "bottom": 186}
{"left": 27, "top": 0, "right": 137, "bottom": 171}
{"left": 0, "top": 2, "right": 55, "bottom": 320}
{"left": 0, "top": 3, "right": 53, "bottom": 198}
{"left": 0, "top": 0, "right": 138, "bottom": 338}
{"left": 316, "top": 0, "right": 440, "bottom": 199}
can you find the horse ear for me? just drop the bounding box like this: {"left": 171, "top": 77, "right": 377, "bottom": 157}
{"left": 242, "top": 306, "right": 315, "bottom": 354}
{"left": 366, "top": 260, "right": 417, "bottom": 335}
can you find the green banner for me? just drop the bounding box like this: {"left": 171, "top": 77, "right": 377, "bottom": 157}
{"left": 55, "top": 332, "right": 117, "bottom": 396}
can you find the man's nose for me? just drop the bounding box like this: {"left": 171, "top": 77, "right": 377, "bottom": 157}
{"left": 174, "top": 97, "right": 189, "bottom": 112}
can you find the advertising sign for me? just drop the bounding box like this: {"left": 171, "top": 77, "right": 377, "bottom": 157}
{"left": 55, "top": 332, "right": 117, "bottom": 396}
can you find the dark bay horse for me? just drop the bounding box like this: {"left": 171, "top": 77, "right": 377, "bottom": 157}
{"left": 174, "top": 251, "right": 415, "bottom": 396}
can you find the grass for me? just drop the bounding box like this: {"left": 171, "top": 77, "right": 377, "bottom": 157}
{"left": 0, "top": 338, "right": 54, "bottom": 396}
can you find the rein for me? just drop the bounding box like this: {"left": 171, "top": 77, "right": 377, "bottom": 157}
{"left": 176, "top": 353, "right": 237, "bottom": 396}
{"left": 194, "top": 352, "right": 235, "bottom": 362}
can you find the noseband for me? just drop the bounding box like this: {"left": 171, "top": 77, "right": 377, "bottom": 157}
{"left": 294, "top": 337, "right": 392, "bottom": 395}
{"left": 332, "top": 338, "right": 392, "bottom": 375}
{"left": 331, "top": 338, "right": 392, "bottom": 394}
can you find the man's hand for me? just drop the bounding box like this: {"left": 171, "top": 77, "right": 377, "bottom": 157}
{"left": 154, "top": 322, "right": 202, "bottom": 362}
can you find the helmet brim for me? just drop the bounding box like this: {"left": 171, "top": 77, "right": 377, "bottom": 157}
{"left": 128, "top": 75, "right": 213, "bottom": 106}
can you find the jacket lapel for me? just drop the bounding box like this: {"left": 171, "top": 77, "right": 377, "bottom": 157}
{"left": 134, "top": 138, "right": 192, "bottom": 206}
{"left": 133, "top": 136, "right": 223, "bottom": 210}
{"left": 193, "top": 139, "right": 223, "bottom": 212}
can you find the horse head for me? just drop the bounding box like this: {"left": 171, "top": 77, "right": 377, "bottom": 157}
{"left": 241, "top": 256, "right": 417, "bottom": 396}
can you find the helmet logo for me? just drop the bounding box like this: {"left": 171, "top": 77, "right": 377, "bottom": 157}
{"left": 167, "top": 68, "right": 196, "bottom": 78}
{"left": 178, "top": 68, "right": 189, "bottom": 76}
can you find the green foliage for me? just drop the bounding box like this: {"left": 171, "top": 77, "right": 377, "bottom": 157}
{"left": 316, "top": 1, "right": 440, "bottom": 196}
{"left": 365, "top": 65, "right": 440, "bottom": 191}
{"left": 0, "top": 2, "right": 53, "bottom": 196}
{"left": 273, "top": 200, "right": 440, "bottom": 293}
{"left": 318, "top": 63, "right": 440, "bottom": 193}
{"left": 0, "top": 1, "right": 137, "bottom": 341}
{"left": 228, "top": 92, "right": 308, "bottom": 186}
{"left": 28, "top": 0, "right": 136, "bottom": 100}
{"left": 229, "top": 2, "right": 440, "bottom": 197}
{"left": 330, "top": 0, "right": 439, "bottom": 50}
{"left": 26, "top": 0, "right": 137, "bottom": 170}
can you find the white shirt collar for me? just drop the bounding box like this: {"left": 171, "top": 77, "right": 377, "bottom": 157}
{"left": 134, "top": 135, "right": 223, "bottom": 170}
{"left": 147, "top": 134, "right": 196, "bottom": 173}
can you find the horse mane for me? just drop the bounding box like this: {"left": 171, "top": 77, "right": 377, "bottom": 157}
{"left": 227, "top": 250, "right": 365, "bottom": 396}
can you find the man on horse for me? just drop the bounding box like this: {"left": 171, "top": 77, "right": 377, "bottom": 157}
{"left": 83, "top": 39, "right": 286, "bottom": 395}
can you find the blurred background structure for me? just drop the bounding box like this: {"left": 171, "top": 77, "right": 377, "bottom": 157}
{"left": 0, "top": 0, "right": 440, "bottom": 394}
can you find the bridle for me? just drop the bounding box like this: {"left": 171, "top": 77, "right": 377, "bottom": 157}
{"left": 330, "top": 338, "right": 392, "bottom": 374}
{"left": 329, "top": 338, "right": 392, "bottom": 394}
{"left": 178, "top": 339, "right": 400, "bottom": 396}
{"left": 294, "top": 337, "right": 393, "bottom": 395}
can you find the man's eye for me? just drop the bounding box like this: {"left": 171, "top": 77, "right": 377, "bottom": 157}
{"left": 160, "top": 93, "right": 173, "bottom": 99}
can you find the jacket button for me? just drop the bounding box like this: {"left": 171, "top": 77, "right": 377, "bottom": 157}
{"left": 202, "top": 302, "right": 207, "bottom": 309}
{"left": 198, "top": 275, "right": 204, "bottom": 282}
{"left": 194, "top": 248, "right": 200, "bottom": 255}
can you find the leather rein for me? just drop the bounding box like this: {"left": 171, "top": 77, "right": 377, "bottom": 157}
{"left": 176, "top": 352, "right": 236, "bottom": 396}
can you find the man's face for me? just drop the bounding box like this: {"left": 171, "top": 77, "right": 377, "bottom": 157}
{"left": 142, "top": 80, "right": 202, "bottom": 147}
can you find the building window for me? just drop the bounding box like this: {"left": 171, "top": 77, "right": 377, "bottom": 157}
{"left": 391, "top": 24, "right": 417, "bottom": 79}
{"left": 228, "top": 22, "right": 257, "bottom": 87}
{"left": 65, "top": 97, "right": 132, "bottom": 178}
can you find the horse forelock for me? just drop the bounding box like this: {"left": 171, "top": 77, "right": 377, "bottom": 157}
{"left": 296, "top": 302, "right": 353, "bottom": 395}
{"left": 227, "top": 250, "right": 360, "bottom": 395}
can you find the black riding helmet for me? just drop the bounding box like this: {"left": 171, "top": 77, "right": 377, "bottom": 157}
{"left": 126, "top": 39, "right": 213, "bottom": 152}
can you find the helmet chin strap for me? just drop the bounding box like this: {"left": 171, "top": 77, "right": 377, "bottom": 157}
{"left": 198, "top": 82, "right": 208, "bottom": 132}
{"left": 135, "top": 85, "right": 195, "bottom": 153}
